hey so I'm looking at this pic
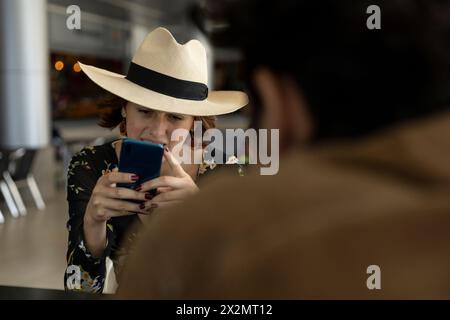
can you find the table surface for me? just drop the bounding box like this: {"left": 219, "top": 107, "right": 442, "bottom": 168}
{"left": 0, "top": 285, "right": 106, "bottom": 300}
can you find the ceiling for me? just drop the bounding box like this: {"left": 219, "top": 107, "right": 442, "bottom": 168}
{"left": 48, "top": 0, "right": 202, "bottom": 26}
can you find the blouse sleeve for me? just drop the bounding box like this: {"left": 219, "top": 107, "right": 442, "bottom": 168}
{"left": 64, "top": 147, "right": 116, "bottom": 293}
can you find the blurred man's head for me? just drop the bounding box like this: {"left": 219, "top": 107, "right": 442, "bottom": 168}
{"left": 207, "top": 0, "right": 450, "bottom": 150}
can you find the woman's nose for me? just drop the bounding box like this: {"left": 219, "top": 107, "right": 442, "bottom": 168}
{"left": 146, "top": 116, "right": 169, "bottom": 141}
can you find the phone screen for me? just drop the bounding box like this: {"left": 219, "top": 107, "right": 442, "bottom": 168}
{"left": 117, "top": 138, "right": 164, "bottom": 198}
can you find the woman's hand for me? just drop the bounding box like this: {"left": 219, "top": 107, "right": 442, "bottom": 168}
{"left": 83, "top": 169, "right": 153, "bottom": 257}
{"left": 138, "top": 147, "right": 199, "bottom": 211}
{"left": 85, "top": 169, "right": 153, "bottom": 223}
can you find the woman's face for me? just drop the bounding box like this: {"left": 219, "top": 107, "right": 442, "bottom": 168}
{"left": 124, "top": 102, "right": 194, "bottom": 150}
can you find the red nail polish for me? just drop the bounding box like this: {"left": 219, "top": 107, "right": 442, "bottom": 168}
{"left": 135, "top": 185, "right": 142, "bottom": 191}
{"left": 131, "top": 174, "right": 139, "bottom": 181}
{"left": 145, "top": 193, "right": 153, "bottom": 200}
{"left": 139, "top": 203, "right": 145, "bottom": 209}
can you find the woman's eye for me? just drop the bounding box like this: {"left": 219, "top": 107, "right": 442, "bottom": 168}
{"left": 170, "top": 114, "right": 183, "bottom": 121}
{"left": 138, "top": 109, "right": 150, "bottom": 115}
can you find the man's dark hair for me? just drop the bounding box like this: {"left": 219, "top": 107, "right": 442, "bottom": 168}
{"left": 209, "top": 0, "right": 450, "bottom": 141}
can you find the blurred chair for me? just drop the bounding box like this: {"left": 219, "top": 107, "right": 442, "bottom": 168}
{"left": 7, "top": 149, "right": 46, "bottom": 213}
{"left": 0, "top": 150, "right": 21, "bottom": 219}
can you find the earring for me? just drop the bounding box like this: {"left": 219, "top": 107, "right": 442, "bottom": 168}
{"left": 119, "top": 108, "right": 127, "bottom": 136}
{"left": 119, "top": 118, "right": 127, "bottom": 136}
{"left": 119, "top": 118, "right": 126, "bottom": 135}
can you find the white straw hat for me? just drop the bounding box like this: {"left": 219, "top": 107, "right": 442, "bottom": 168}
{"left": 79, "top": 27, "right": 248, "bottom": 116}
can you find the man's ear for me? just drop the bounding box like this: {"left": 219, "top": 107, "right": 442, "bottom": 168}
{"left": 252, "top": 67, "right": 313, "bottom": 151}
{"left": 252, "top": 67, "right": 286, "bottom": 131}
{"left": 281, "top": 75, "right": 314, "bottom": 145}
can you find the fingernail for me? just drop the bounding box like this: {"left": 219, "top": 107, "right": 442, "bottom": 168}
{"left": 150, "top": 203, "right": 158, "bottom": 209}
{"left": 145, "top": 193, "right": 153, "bottom": 200}
{"left": 131, "top": 174, "right": 139, "bottom": 181}
{"left": 135, "top": 185, "right": 142, "bottom": 192}
{"left": 139, "top": 203, "right": 145, "bottom": 210}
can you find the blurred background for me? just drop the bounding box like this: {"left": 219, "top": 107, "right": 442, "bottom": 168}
{"left": 0, "top": 0, "right": 248, "bottom": 292}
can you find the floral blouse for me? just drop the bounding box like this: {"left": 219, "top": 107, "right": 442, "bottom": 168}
{"left": 64, "top": 140, "right": 243, "bottom": 293}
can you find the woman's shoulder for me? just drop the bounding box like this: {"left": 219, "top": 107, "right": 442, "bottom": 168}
{"left": 69, "top": 140, "right": 119, "bottom": 175}
{"left": 67, "top": 140, "right": 119, "bottom": 197}
{"left": 75, "top": 140, "right": 117, "bottom": 158}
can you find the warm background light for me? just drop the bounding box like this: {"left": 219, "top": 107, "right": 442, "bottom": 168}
{"left": 54, "top": 61, "right": 64, "bottom": 71}
{"left": 73, "top": 62, "right": 81, "bottom": 73}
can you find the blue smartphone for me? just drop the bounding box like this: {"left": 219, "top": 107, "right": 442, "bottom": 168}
{"left": 117, "top": 138, "right": 164, "bottom": 199}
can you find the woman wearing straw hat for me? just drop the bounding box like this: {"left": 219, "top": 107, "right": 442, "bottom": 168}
{"left": 64, "top": 27, "right": 248, "bottom": 293}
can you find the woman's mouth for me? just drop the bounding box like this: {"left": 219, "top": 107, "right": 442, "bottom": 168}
{"left": 139, "top": 139, "right": 166, "bottom": 147}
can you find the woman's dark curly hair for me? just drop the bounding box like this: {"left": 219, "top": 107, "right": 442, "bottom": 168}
{"left": 97, "top": 95, "right": 217, "bottom": 147}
